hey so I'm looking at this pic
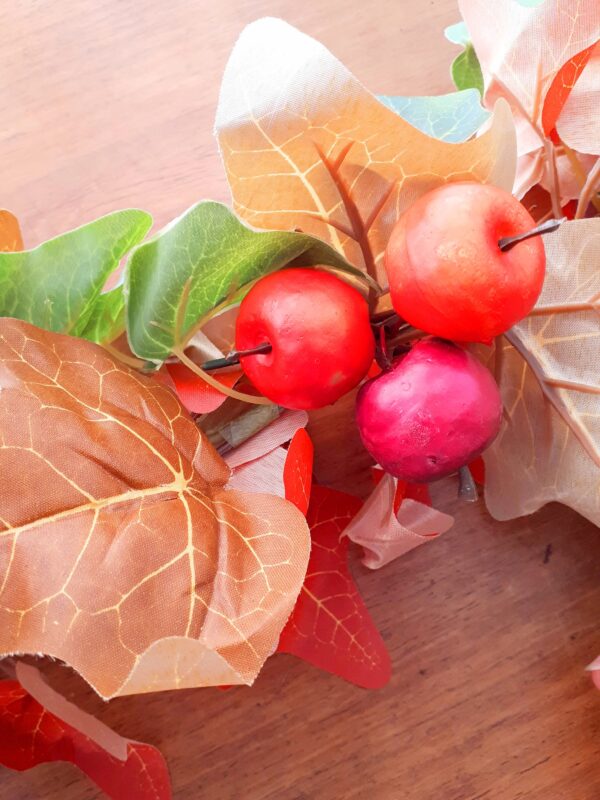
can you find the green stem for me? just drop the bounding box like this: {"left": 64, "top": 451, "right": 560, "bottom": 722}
{"left": 173, "top": 348, "right": 272, "bottom": 406}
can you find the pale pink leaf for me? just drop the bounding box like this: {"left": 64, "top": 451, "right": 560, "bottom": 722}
{"left": 224, "top": 410, "right": 308, "bottom": 469}
{"left": 344, "top": 473, "right": 454, "bottom": 570}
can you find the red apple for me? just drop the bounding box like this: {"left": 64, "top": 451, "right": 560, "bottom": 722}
{"left": 355, "top": 338, "right": 502, "bottom": 482}
{"left": 385, "top": 182, "right": 546, "bottom": 343}
{"left": 235, "top": 268, "right": 374, "bottom": 410}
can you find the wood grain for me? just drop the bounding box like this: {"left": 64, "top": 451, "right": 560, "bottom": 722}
{"left": 2, "top": 1, "right": 600, "bottom": 798}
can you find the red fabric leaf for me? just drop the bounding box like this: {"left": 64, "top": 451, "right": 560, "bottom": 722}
{"left": 542, "top": 43, "right": 596, "bottom": 138}
{"left": 367, "top": 360, "right": 382, "bottom": 379}
{"left": 372, "top": 467, "right": 431, "bottom": 513}
{"left": 166, "top": 361, "right": 242, "bottom": 414}
{"left": 469, "top": 456, "right": 486, "bottom": 486}
{"left": 278, "top": 485, "right": 391, "bottom": 689}
{"left": 0, "top": 678, "right": 171, "bottom": 799}
{"left": 283, "top": 428, "right": 314, "bottom": 515}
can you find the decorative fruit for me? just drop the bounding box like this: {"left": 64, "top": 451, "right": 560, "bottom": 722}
{"left": 235, "top": 268, "right": 374, "bottom": 410}
{"left": 385, "top": 181, "right": 546, "bottom": 343}
{"left": 355, "top": 338, "right": 502, "bottom": 482}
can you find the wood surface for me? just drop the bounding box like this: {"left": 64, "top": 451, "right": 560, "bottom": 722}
{"left": 2, "top": 1, "right": 600, "bottom": 798}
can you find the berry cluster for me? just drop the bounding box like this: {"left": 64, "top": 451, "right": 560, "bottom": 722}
{"left": 234, "top": 181, "right": 547, "bottom": 483}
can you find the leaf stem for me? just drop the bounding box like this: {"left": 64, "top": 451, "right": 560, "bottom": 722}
{"left": 575, "top": 157, "right": 600, "bottom": 219}
{"left": 103, "top": 342, "right": 148, "bottom": 371}
{"left": 560, "top": 143, "right": 600, "bottom": 215}
{"left": 498, "top": 217, "right": 565, "bottom": 251}
{"left": 543, "top": 139, "right": 563, "bottom": 219}
{"left": 173, "top": 348, "right": 272, "bottom": 406}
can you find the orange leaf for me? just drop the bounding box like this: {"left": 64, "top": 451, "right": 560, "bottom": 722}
{"left": 542, "top": 44, "right": 596, "bottom": 138}
{"left": 555, "top": 44, "right": 600, "bottom": 155}
{"left": 166, "top": 361, "right": 243, "bottom": 414}
{"left": 283, "top": 429, "right": 314, "bottom": 515}
{"left": 0, "top": 666, "right": 171, "bottom": 799}
{"left": 278, "top": 485, "right": 391, "bottom": 689}
{"left": 0, "top": 210, "right": 23, "bottom": 252}
{"left": 0, "top": 319, "right": 310, "bottom": 698}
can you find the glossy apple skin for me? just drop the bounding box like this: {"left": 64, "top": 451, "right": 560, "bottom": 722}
{"left": 235, "top": 268, "right": 374, "bottom": 410}
{"left": 355, "top": 338, "right": 502, "bottom": 482}
{"left": 385, "top": 182, "right": 546, "bottom": 343}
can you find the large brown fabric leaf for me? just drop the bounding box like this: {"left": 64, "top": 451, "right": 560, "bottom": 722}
{"left": 0, "top": 319, "right": 310, "bottom": 698}
{"left": 482, "top": 219, "right": 600, "bottom": 525}
{"left": 216, "top": 18, "right": 516, "bottom": 285}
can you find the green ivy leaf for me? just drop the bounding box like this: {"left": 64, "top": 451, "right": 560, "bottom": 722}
{"left": 378, "top": 89, "right": 489, "bottom": 143}
{"left": 125, "top": 201, "right": 370, "bottom": 363}
{"left": 0, "top": 210, "right": 152, "bottom": 335}
{"left": 79, "top": 286, "right": 126, "bottom": 344}
{"left": 444, "top": 20, "right": 485, "bottom": 97}
{"left": 451, "top": 44, "right": 485, "bottom": 96}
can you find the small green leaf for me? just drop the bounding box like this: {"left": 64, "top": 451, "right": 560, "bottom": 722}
{"left": 125, "top": 201, "right": 368, "bottom": 362}
{"left": 378, "top": 89, "right": 489, "bottom": 143}
{"left": 0, "top": 210, "right": 152, "bottom": 335}
{"left": 79, "top": 286, "right": 125, "bottom": 344}
{"left": 451, "top": 43, "right": 485, "bottom": 96}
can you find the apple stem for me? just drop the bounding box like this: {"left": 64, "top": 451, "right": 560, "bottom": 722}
{"left": 374, "top": 326, "right": 393, "bottom": 371}
{"left": 498, "top": 217, "right": 565, "bottom": 252}
{"left": 458, "top": 465, "right": 478, "bottom": 503}
{"left": 201, "top": 342, "right": 272, "bottom": 372}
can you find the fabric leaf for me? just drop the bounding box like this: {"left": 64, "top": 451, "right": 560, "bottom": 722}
{"left": 125, "top": 201, "right": 370, "bottom": 364}
{"left": 541, "top": 43, "right": 596, "bottom": 138}
{"left": 458, "top": 0, "right": 600, "bottom": 195}
{"left": 556, "top": 44, "right": 600, "bottom": 155}
{"left": 378, "top": 89, "right": 489, "bottom": 142}
{"left": 283, "top": 428, "right": 314, "bottom": 515}
{"left": 0, "top": 664, "right": 171, "bottom": 799}
{"left": 216, "top": 17, "right": 516, "bottom": 287}
{"left": 444, "top": 21, "right": 470, "bottom": 46}
{"left": 481, "top": 219, "right": 600, "bottom": 526}
{"left": 451, "top": 44, "right": 485, "bottom": 96}
{"left": 278, "top": 485, "right": 391, "bottom": 689}
{"left": 78, "top": 286, "right": 126, "bottom": 345}
{"left": 166, "top": 361, "right": 243, "bottom": 414}
{"left": 0, "top": 210, "right": 24, "bottom": 252}
{"left": 0, "top": 318, "right": 310, "bottom": 698}
{"left": 0, "top": 210, "right": 151, "bottom": 336}
{"left": 344, "top": 473, "right": 454, "bottom": 570}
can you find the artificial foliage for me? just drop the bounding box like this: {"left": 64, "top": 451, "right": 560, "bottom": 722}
{"left": 1, "top": 2, "right": 599, "bottom": 796}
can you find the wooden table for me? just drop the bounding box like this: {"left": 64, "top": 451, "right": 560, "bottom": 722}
{"left": 2, "top": 1, "right": 600, "bottom": 798}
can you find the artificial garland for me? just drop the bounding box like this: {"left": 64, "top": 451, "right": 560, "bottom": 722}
{"left": 1, "top": 3, "right": 599, "bottom": 797}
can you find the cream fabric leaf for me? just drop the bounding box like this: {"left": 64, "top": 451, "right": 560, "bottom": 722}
{"left": 459, "top": 0, "right": 600, "bottom": 196}
{"left": 216, "top": 17, "right": 516, "bottom": 286}
{"left": 482, "top": 219, "right": 600, "bottom": 525}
